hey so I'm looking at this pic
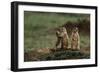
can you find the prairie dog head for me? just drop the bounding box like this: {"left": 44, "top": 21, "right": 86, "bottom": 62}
{"left": 72, "top": 27, "right": 78, "bottom": 33}
{"left": 56, "top": 27, "right": 67, "bottom": 37}
{"left": 61, "top": 27, "right": 67, "bottom": 32}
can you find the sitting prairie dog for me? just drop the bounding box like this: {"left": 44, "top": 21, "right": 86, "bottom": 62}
{"left": 55, "top": 27, "right": 69, "bottom": 49}
{"left": 71, "top": 27, "right": 80, "bottom": 50}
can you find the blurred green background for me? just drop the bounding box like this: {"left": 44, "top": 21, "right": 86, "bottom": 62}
{"left": 24, "top": 11, "right": 90, "bottom": 53}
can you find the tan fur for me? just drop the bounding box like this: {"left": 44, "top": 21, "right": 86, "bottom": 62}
{"left": 71, "top": 27, "right": 80, "bottom": 50}
{"left": 55, "top": 27, "right": 69, "bottom": 49}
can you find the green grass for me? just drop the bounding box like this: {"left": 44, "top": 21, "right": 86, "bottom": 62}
{"left": 80, "top": 34, "right": 90, "bottom": 48}
{"left": 41, "top": 50, "right": 90, "bottom": 61}
{"left": 24, "top": 49, "right": 90, "bottom": 61}
{"left": 24, "top": 11, "right": 90, "bottom": 54}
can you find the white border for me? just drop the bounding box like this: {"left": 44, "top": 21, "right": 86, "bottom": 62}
{"left": 18, "top": 5, "right": 96, "bottom": 68}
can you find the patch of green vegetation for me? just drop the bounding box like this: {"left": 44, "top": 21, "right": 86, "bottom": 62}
{"left": 24, "top": 50, "right": 90, "bottom": 62}
{"left": 80, "top": 34, "right": 90, "bottom": 48}
{"left": 40, "top": 50, "right": 89, "bottom": 61}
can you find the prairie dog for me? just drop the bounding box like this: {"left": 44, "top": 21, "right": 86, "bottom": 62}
{"left": 71, "top": 27, "right": 80, "bottom": 50}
